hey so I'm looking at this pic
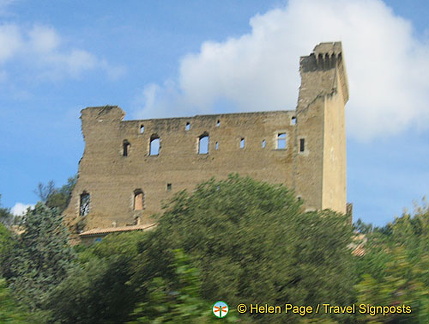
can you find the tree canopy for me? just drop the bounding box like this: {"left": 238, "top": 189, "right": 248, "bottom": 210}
{"left": 6, "top": 203, "right": 74, "bottom": 312}
{"left": 355, "top": 198, "right": 429, "bottom": 322}
{"left": 2, "top": 175, "right": 427, "bottom": 323}
{"left": 134, "top": 175, "right": 355, "bottom": 323}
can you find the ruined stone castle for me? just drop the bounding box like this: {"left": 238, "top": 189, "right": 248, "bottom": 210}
{"left": 63, "top": 42, "right": 349, "bottom": 234}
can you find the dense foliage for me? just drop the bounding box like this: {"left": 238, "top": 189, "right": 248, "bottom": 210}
{"left": 0, "top": 278, "right": 30, "bottom": 323}
{"left": 0, "top": 176, "right": 428, "bottom": 323}
{"left": 354, "top": 198, "right": 429, "bottom": 323}
{"left": 135, "top": 175, "right": 355, "bottom": 323}
{"left": 5, "top": 203, "right": 75, "bottom": 315}
{"left": 0, "top": 194, "right": 14, "bottom": 226}
{"left": 35, "top": 176, "right": 77, "bottom": 213}
{"left": 47, "top": 231, "right": 145, "bottom": 324}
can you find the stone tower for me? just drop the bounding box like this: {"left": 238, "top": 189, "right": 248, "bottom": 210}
{"left": 295, "top": 42, "right": 349, "bottom": 213}
{"left": 63, "top": 42, "right": 349, "bottom": 232}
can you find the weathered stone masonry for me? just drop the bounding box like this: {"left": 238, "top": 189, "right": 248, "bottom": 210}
{"left": 64, "top": 42, "right": 349, "bottom": 231}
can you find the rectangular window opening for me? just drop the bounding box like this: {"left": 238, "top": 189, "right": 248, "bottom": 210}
{"left": 167, "top": 183, "right": 172, "bottom": 191}
{"left": 299, "top": 138, "right": 305, "bottom": 152}
{"left": 123, "top": 140, "right": 130, "bottom": 157}
{"left": 240, "top": 138, "right": 245, "bottom": 149}
{"left": 79, "top": 192, "right": 90, "bottom": 216}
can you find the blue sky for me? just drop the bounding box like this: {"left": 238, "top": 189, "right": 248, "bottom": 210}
{"left": 0, "top": 0, "right": 428, "bottom": 226}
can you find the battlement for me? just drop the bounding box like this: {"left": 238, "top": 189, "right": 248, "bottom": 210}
{"left": 64, "top": 42, "right": 349, "bottom": 234}
{"left": 299, "top": 42, "right": 348, "bottom": 107}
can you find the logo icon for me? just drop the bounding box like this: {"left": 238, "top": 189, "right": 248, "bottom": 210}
{"left": 213, "top": 301, "right": 229, "bottom": 318}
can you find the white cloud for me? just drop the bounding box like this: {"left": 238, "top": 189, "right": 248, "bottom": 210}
{"left": 11, "top": 202, "right": 34, "bottom": 216}
{"left": 0, "top": 23, "right": 124, "bottom": 81}
{"left": 134, "top": 0, "right": 429, "bottom": 142}
{"left": 28, "top": 25, "right": 60, "bottom": 53}
{"left": 133, "top": 80, "right": 185, "bottom": 119}
{"left": 0, "top": 24, "right": 22, "bottom": 63}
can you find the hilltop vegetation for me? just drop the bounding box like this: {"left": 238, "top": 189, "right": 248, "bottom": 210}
{"left": 0, "top": 175, "right": 428, "bottom": 323}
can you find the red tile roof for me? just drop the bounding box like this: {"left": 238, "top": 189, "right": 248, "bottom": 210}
{"left": 79, "top": 223, "right": 156, "bottom": 237}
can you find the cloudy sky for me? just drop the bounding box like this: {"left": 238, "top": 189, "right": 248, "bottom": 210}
{"left": 0, "top": 0, "right": 428, "bottom": 225}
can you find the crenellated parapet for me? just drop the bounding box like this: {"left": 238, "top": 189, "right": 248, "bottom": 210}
{"left": 298, "top": 42, "right": 349, "bottom": 108}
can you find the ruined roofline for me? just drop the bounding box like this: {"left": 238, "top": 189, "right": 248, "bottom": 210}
{"left": 128, "top": 110, "right": 297, "bottom": 123}
{"left": 82, "top": 105, "right": 297, "bottom": 122}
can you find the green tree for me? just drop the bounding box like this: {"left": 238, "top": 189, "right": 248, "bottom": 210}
{"left": 34, "top": 181, "right": 56, "bottom": 203}
{"left": 356, "top": 198, "right": 429, "bottom": 322}
{"left": 356, "top": 248, "right": 429, "bottom": 323}
{"left": 354, "top": 218, "right": 373, "bottom": 234}
{"left": 134, "top": 175, "right": 355, "bottom": 323}
{"left": 46, "top": 231, "right": 147, "bottom": 324}
{"left": 0, "top": 194, "right": 14, "bottom": 226}
{"left": 7, "top": 203, "right": 74, "bottom": 312}
{"left": 0, "top": 223, "right": 17, "bottom": 280}
{"left": 129, "top": 249, "right": 230, "bottom": 323}
{"left": 34, "top": 175, "right": 77, "bottom": 213}
{"left": 0, "top": 278, "right": 31, "bottom": 323}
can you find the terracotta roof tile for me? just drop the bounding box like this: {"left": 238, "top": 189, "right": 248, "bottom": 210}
{"left": 79, "top": 223, "right": 156, "bottom": 237}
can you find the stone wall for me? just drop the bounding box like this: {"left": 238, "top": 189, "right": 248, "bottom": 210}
{"left": 63, "top": 42, "right": 349, "bottom": 231}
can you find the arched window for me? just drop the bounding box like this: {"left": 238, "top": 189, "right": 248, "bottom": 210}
{"left": 79, "top": 192, "right": 90, "bottom": 216}
{"left": 140, "top": 125, "right": 145, "bottom": 133}
{"left": 134, "top": 189, "right": 144, "bottom": 211}
{"left": 277, "top": 133, "right": 287, "bottom": 149}
{"left": 123, "top": 140, "right": 130, "bottom": 156}
{"left": 240, "top": 138, "right": 245, "bottom": 149}
{"left": 261, "top": 139, "right": 266, "bottom": 148}
{"left": 198, "top": 132, "right": 209, "bottom": 154}
{"left": 149, "top": 134, "right": 160, "bottom": 155}
{"left": 185, "top": 122, "right": 191, "bottom": 131}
